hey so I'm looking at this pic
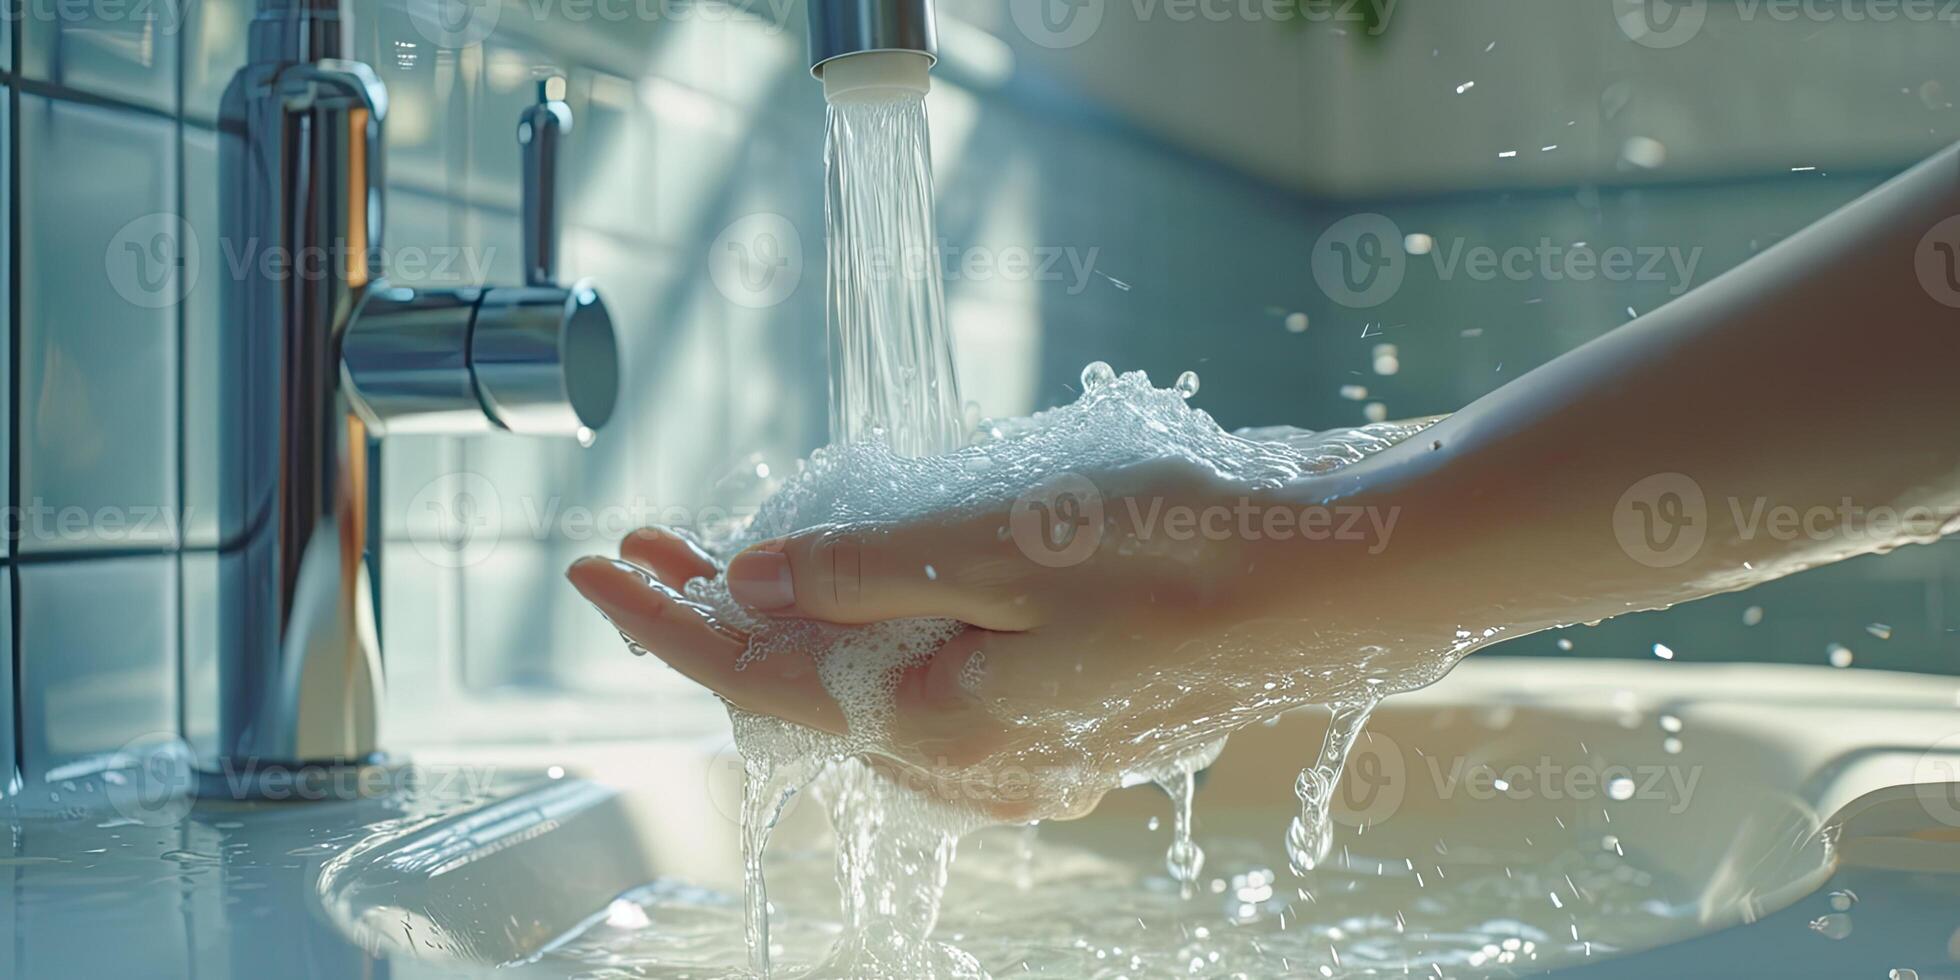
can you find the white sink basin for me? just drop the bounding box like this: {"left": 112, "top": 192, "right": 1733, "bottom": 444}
{"left": 308, "top": 658, "right": 1960, "bottom": 978}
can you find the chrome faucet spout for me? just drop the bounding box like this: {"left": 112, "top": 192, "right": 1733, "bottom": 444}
{"left": 806, "top": 0, "right": 937, "bottom": 76}
{"left": 215, "top": 2, "right": 617, "bottom": 788}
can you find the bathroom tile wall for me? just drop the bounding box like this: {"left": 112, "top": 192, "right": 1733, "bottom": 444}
{"left": 3, "top": 0, "right": 1956, "bottom": 783}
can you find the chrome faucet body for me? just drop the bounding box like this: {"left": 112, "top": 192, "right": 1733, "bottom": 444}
{"left": 214, "top": 0, "right": 616, "bottom": 782}
{"left": 806, "top": 0, "right": 938, "bottom": 75}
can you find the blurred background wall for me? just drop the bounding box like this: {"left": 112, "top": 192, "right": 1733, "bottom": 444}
{"left": 3, "top": 0, "right": 1957, "bottom": 774}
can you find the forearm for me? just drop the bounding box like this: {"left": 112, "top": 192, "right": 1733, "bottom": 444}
{"left": 1286, "top": 144, "right": 1960, "bottom": 633}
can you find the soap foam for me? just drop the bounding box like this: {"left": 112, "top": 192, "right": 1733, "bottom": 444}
{"left": 678, "top": 367, "right": 1452, "bottom": 976}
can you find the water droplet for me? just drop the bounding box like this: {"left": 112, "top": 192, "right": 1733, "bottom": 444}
{"left": 923, "top": 564, "right": 938, "bottom": 581}
{"left": 1658, "top": 714, "right": 1682, "bottom": 733}
{"left": 575, "top": 426, "right": 597, "bottom": 448}
{"left": 1652, "top": 643, "right": 1675, "bottom": 660}
{"left": 1891, "top": 969, "right": 1919, "bottom": 980}
{"left": 1606, "top": 777, "right": 1636, "bottom": 801}
{"left": 1147, "top": 816, "right": 1160, "bottom": 831}
{"left": 1364, "top": 402, "right": 1389, "bottom": 423}
{"left": 1556, "top": 637, "right": 1574, "bottom": 651}
{"left": 1285, "top": 312, "right": 1310, "bottom": 333}
{"left": 1828, "top": 643, "right": 1854, "bottom": 668}
{"left": 1339, "top": 384, "right": 1369, "bottom": 401}
{"left": 1662, "top": 737, "right": 1682, "bottom": 754}
{"left": 1174, "top": 371, "right": 1200, "bottom": 399}
{"left": 1080, "top": 361, "right": 1115, "bottom": 389}
{"left": 1809, "top": 913, "right": 1852, "bottom": 940}
{"left": 1742, "top": 605, "right": 1765, "bottom": 626}
{"left": 1829, "top": 889, "right": 1858, "bottom": 911}
{"left": 1867, "top": 622, "right": 1893, "bottom": 640}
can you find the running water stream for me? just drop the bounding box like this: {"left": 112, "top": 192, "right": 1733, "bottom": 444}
{"left": 683, "top": 86, "right": 1448, "bottom": 978}
{"left": 822, "top": 94, "right": 964, "bottom": 458}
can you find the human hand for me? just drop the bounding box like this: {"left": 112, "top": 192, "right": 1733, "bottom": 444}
{"left": 568, "top": 457, "right": 1397, "bottom": 818}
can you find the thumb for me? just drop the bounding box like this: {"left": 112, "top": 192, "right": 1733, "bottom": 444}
{"left": 725, "top": 521, "right": 1042, "bottom": 631}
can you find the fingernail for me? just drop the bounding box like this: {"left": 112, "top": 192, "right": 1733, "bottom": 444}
{"left": 728, "top": 549, "right": 794, "bottom": 610}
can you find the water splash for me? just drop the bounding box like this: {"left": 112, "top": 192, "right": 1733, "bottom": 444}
{"left": 1285, "top": 699, "right": 1377, "bottom": 875}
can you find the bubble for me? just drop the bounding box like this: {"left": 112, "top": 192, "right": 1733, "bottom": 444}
{"left": 1606, "top": 777, "right": 1636, "bottom": 801}
{"left": 1891, "top": 969, "right": 1919, "bottom": 980}
{"left": 1080, "top": 361, "right": 1116, "bottom": 389}
{"left": 1742, "top": 605, "right": 1764, "bottom": 626}
{"left": 1828, "top": 889, "right": 1857, "bottom": 911}
{"left": 1174, "top": 371, "right": 1200, "bottom": 399}
{"left": 1284, "top": 311, "right": 1309, "bottom": 333}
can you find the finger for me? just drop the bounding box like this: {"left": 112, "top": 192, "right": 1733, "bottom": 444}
{"left": 619, "top": 526, "right": 719, "bottom": 590}
{"left": 887, "top": 626, "right": 1007, "bottom": 769}
{"left": 725, "top": 522, "right": 1042, "bottom": 631}
{"left": 567, "top": 557, "right": 843, "bottom": 733}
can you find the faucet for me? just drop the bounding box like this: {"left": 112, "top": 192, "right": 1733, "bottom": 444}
{"left": 213, "top": 0, "right": 617, "bottom": 790}
{"left": 806, "top": 0, "right": 938, "bottom": 97}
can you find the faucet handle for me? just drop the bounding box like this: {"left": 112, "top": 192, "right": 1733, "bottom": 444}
{"left": 519, "top": 75, "right": 573, "bottom": 288}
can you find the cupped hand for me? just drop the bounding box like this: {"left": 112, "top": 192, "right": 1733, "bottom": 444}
{"left": 568, "top": 458, "right": 1359, "bottom": 818}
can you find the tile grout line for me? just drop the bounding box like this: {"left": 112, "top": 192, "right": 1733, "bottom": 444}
{"left": 173, "top": 0, "right": 189, "bottom": 748}
{"left": 8, "top": 0, "right": 23, "bottom": 792}
{"left": 8, "top": 18, "right": 26, "bottom": 980}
